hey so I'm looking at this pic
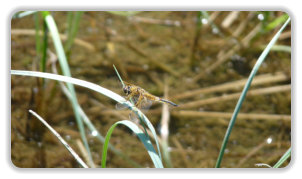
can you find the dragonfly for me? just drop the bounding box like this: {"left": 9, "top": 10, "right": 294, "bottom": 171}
{"left": 116, "top": 81, "right": 178, "bottom": 120}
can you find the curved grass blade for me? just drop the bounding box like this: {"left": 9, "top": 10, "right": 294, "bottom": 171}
{"left": 12, "top": 11, "right": 37, "bottom": 19}
{"left": 29, "top": 110, "right": 88, "bottom": 168}
{"left": 41, "top": 11, "right": 93, "bottom": 165}
{"left": 273, "top": 147, "right": 291, "bottom": 168}
{"left": 101, "top": 120, "right": 163, "bottom": 168}
{"left": 215, "top": 18, "right": 291, "bottom": 168}
{"left": 11, "top": 70, "right": 162, "bottom": 167}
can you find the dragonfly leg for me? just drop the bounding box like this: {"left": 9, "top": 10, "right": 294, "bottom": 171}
{"left": 135, "top": 94, "right": 144, "bottom": 108}
{"left": 125, "top": 93, "right": 135, "bottom": 101}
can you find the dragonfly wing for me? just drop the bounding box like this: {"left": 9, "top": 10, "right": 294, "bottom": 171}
{"left": 115, "top": 102, "right": 128, "bottom": 110}
{"left": 129, "top": 95, "right": 139, "bottom": 105}
{"left": 140, "top": 98, "right": 153, "bottom": 110}
{"left": 129, "top": 111, "right": 139, "bottom": 122}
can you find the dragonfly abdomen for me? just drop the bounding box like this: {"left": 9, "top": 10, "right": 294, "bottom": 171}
{"left": 159, "top": 99, "right": 178, "bottom": 107}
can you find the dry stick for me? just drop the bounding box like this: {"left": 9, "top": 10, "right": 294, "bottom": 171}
{"left": 28, "top": 110, "right": 89, "bottom": 168}
{"left": 125, "top": 42, "right": 180, "bottom": 77}
{"left": 221, "top": 11, "right": 240, "bottom": 29}
{"left": 160, "top": 83, "right": 173, "bottom": 167}
{"left": 279, "top": 31, "right": 291, "bottom": 40}
{"left": 193, "top": 45, "right": 240, "bottom": 82}
{"left": 102, "top": 109, "right": 290, "bottom": 121}
{"left": 173, "top": 72, "right": 288, "bottom": 100}
{"left": 76, "top": 139, "right": 96, "bottom": 168}
{"left": 160, "top": 84, "right": 170, "bottom": 142}
{"left": 242, "top": 23, "right": 262, "bottom": 47}
{"left": 171, "top": 111, "right": 291, "bottom": 121}
{"left": 233, "top": 12, "right": 256, "bottom": 37}
{"left": 193, "top": 22, "right": 262, "bottom": 82}
{"left": 209, "top": 11, "right": 221, "bottom": 24}
{"left": 178, "top": 84, "right": 291, "bottom": 109}
{"left": 11, "top": 29, "right": 96, "bottom": 52}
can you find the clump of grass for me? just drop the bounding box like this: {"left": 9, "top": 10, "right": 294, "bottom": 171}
{"left": 41, "top": 11, "right": 93, "bottom": 165}
{"left": 11, "top": 70, "right": 164, "bottom": 168}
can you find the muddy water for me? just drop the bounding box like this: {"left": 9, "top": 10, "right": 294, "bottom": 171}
{"left": 11, "top": 11, "right": 291, "bottom": 168}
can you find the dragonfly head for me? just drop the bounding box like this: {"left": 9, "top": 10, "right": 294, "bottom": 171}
{"left": 123, "top": 86, "right": 131, "bottom": 95}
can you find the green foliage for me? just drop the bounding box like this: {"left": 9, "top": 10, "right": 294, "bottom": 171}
{"left": 273, "top": 148, "right": 291, "bottom": 168}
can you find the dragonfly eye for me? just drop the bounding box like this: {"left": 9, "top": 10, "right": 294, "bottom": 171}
{"left": 123, "top": 87, "right": 130, "bottom": 95}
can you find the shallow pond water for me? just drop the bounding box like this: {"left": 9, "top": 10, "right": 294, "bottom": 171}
{"left": 11, "top": 11, "right": 291, "bottom": 168}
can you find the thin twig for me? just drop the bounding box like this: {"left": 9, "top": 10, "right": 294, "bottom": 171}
{"left": 174, "top": 72, "right": 288, "bottom": 100}
{"left": 76, "top": 139, "right": 96, "bottom": 168}
{"left": 255, "top": 163, "right": 272, "bottom": 168}
{"left": 11, "top": 29, "right": 95, "bottom": 52}
{"left": 178, "top": 84, "right": 290, "bottom": 109}
{"left": 221, "top": 11, "right": 240, "bottom": 29}
{"left": 233, "top": 12, "right": 255, "bottom": 37}
{"left": 193, "top": 21, "right": 262, "bottom": 80}
{"left": 236, "top": 139, "right": 268, "bottom": 167}
{"left": 28, "top": 110, "right": 89, "bottom": 168}
{"left": 125, "top": 42, "right": 180, "bottom": 77}
{"left": 102, "top": 109, "right": 291, "bottom": 121}
{"left": 171, "top": 111, "right": 291, "bottom": 121}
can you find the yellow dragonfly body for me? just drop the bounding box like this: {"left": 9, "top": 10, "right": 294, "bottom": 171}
{"left": 116, "top": 81, "right": 178, "bottom": 112}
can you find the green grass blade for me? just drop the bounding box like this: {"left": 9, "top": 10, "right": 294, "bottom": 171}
{"left": 260, "top": 44, "right": 291, "bottom": 53}
{"left": 41, "top": 11, "right": 93, "bottom": 165}
{"left": 113, "top": 64, "right": 125, "bottom": 87}
{"left": 132, "top": 109, "right": 162, "bottom": 160}
{"left": 101, "top": 120, "right": 163, "bottom": 168}
{"left": 34, "top": 13, "right": 41, "bottom": 57}
{"left": 215, "top": 18, "right": 291, "bottom": 168}
{"left": 29, "top": 110, "right": 88, "bottom": 168}
{"left": 76, "top": 105, "right": 141, "bottom": 167}
{"left": 41, "top": 20, "right": 48, "bottom": 72}
{"left": 273, "top": 147, "right": 291, "bottom": 168}
{"left": 11, "top": 70, "right": 130, "bottom": 104}
{"left": 264, "top": 13, "right": 289, "bottom": 33}
{"left": 12, "top": 11, "right": 37, "bottom": 19}
{"left": 64, "top": 11, "right": 84, "bottom": 54}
